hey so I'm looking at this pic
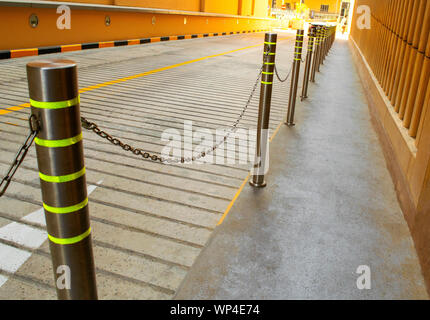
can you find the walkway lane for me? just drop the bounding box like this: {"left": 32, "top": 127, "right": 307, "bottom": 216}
{"left": 175, "top": 39, "right": 429, "bottom": 299}
{"left": 0, "top": 31, "right": 297, "bottom": 298}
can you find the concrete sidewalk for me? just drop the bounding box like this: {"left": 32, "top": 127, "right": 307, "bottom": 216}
{"left": 175, "top": 39, "right": 429, "bottom": 299}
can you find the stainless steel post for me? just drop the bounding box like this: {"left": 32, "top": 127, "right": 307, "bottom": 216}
{"left": 250, "top": 33, "right": 277, "bottom": 188}
{"left": 27, "top": 60, "right": 98, "bottom": 300}
{"left": 301, "top": 26, "right": 316, "bottom": 100}
{"left": 317, "top": 26, "right": 323, "bottom": 72}
{"left": 323, "top": 26, "right": 329, "bottom": 59}
{"left": 320, "top": 26, "right": 327, "bottom": 65}
{"left": 311, "top": 26, "right": 321, "bottom": 80}
{"left": 285, "top": 29, "right": 304, "bottom": 126}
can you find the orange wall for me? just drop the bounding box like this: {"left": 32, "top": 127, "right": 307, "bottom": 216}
{"left": 113, "top": 0, "right": 201, "bottom": 11}
{"left": 254, "top": 0, "right": 269, "bottom": 17}
{"left": 240, "top": 0, "right": 254, "bottom": 16}
{"left": 49, "top": 0, "right": 115, "bottom": 4}
{"left": 204, "top": 0, "right": 240, "bottom": 15}
{"left": 306, "top": 0, "right": 341, "bottom": 13}
{"left": 42, "top": 0, "right": 271, "bottom": 17}
{"left": 283, "top": 0, "right": 342, "bottom": 13}
{"left": 0, "top": 6, "right": 278, "bottom": 50}
{"left": 48, "top": 0, "right": 200, "bottom": 10}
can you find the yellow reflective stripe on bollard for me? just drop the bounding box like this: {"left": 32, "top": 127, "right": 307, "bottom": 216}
{"left": 263, "top": 52, "right": 276, "bottom": 55}
{"left": 43, "top": 197, "right": 88, "bottom": 214}
{"left": 264, "top": 62, "right": 275, "bottom": 65}
{"left": 35, "top": 133, "right": 82, "bottom": 148}
{"left": 262, "top": 72, "right": 274, "bottom": 75}
{"left": 261, "top": 81, "right": 273, "bottom": 85}
{"left": 48, "top": 227, "right": 91, "bottom": 245}
{"left": 39, "top": 167, "right": 86, "bottom": 183}
{"left": 30, "top": 96, "right": 80, "bottom": 109}
{"left": 264, "top": 41, "right": 277, "bottom": 45}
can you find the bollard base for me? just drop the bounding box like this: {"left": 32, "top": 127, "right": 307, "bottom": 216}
{"left": 249, "top": 180, "right": 267, "bottom": 188}
{"left": 285, "top": 121, "right": 295, "bottom": 127}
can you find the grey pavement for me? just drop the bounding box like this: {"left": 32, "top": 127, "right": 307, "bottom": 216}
{"left": 175, "top": 39, "right": 429, "bottom": 300}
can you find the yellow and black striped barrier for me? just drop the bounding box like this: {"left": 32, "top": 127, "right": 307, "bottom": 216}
{"left": 27, "top": 60, "right": 97, "bottom": 300}
{"left": 0, "top": 29, "right": 269, "bottom": 60}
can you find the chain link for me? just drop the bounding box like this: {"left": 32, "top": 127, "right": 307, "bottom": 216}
{"left": 81, "top": 117, "right": 165, "bottom": 162}
{"left": 81, "top": 66, "right": 263, "bottom": 164}
{"left": 274, "top": 64, "right": 292, "bottom": 83}
{"left": 0, "top": 115, "right": 40, "bottom": 197}
{"left": 165, "top": 65, "right": 263, "bottom": 164}
{"left": 0, "top": 45, "right": 299, "bottom": 194}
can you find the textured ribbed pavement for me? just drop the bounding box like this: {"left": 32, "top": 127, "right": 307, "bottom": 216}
{"left": 0, "top": 31, "right": 297, "bottom": 299}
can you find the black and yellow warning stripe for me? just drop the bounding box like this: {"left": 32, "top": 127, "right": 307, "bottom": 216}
{"left": 293, "top": 32, "right": 304, "bottom": 61}
{"left": 261, "top": 36, "right": 277, "bottom": 86}
{"left": 31, "top": 93, "right": 91, "bottom": 246}
{"left": 0, "top": 29, "right": 269, "bottom": 60}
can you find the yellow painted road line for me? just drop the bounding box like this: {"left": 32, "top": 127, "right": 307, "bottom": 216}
{"left": 269, "top": 121, "right": 283, "bottom": 143}
{"left": 217, "top": 173, "right": 251, "bottom": 226}
{"left": 217, "top": 120, "right": 284, "bottom": 226}
{"left": 1, "top": 36, "right": 291, "bottom": 227}
{"left": 0, "top": 103, "right": 30, "bottom": 116}
{"left": 2, "top": 46, "right": 264, "bottom": 115}
{"left": 0, "top": 36, "right": 291, "bottom": 117}
{"left": 78, "top": 43, "right": 263, "bottom": 94}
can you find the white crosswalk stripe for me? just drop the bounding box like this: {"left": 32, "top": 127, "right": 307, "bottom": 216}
{"left": 0, "top": 183, "right": 101, "bottom": 289}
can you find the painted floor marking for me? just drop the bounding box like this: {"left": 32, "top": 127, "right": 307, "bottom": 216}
{"left": 0, "top": 243, "right": 32, "bottom": 273}
{"left": 0, "top": 182, "right": 102, "bottom": 289}
{"left": 0, "top": 37, "right": 291, "bottom": 117}
{"left": 216, "top": 121, "right": 284, "bottom": 226}
{"left": 21, "top": 208, "right": 46, "bottom": 227}
{"left": 0, "top": 223, "right": 46, "bottom": 249}
{"left": 0, "top": 274, "right": 7, "bottom": 287}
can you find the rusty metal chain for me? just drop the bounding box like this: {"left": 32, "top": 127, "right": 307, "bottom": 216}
{"left": 81, "top": 66, "right": 263, "bottom": 164}
{"left": 0, "top": 115, "right": 40, "bottom": 197}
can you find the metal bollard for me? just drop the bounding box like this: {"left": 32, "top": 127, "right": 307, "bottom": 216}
{"left": 316, "top": 26, "right": 323, "bottom": 73}
{"left": 250, "top": 33, "right": 277, "bottom": 188}
{"left": 320, "top": 26, "right": 327, "bottom": 65}
{"left": 325, "top": 27, "right": 330, "bottom": 58}
{"left": 301, "top": 26, "right": 316, "bottom": 100}
{"left": 316, "top": 27, "right": 322, "bottom": 72}
{"left": 329, "top": 26, "right": 335, "bottom": 52}
{"left": 285, "top": 29, "right": 304, "bottom": 126}
{"left": 325, "top": 26, "right": 332, "bottom": 57}
{"left": 27, "top": 60, "right": 98, "bottom": 300}
{"left": 320, "top": 26, "right": 325, "bottom": 65}
{"left": 310, "top": 25, "right": 320, "bottom": 83}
